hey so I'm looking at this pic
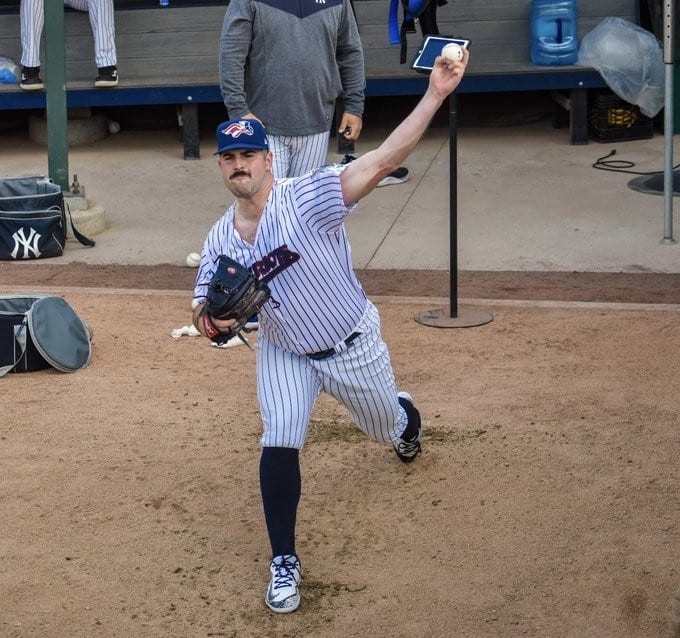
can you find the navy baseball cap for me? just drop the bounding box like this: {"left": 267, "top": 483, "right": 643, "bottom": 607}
{"left": 214, "top": 118, "right": 269, "bottom": 155}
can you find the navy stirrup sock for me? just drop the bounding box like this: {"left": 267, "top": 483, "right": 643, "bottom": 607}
{"left": 260, "top": 447, "right": 301, "bottom": 557}
{"left": 399, "top": 395, "right": 421, "bottom": 441}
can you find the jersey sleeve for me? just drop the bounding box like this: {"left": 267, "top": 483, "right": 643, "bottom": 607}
{"left": 292, "top": 165, "right": 356, "bottom": 233}
{"left": 336, "top": 0, "right": 365, "bottom": 117}
{"left": 219, "top": 0, "right": 255, "bottom": 117}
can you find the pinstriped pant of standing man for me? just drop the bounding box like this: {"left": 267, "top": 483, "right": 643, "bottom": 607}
{"left": 20, "top": 0, "right": 117, "bottom": 69}
{"left": 268, "top": 131, "right": 331, "bottom": 179}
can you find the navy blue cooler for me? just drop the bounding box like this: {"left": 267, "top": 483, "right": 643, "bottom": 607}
{"left": 0, "top": 176, "right": 95, "bottom": 260}
{"left": 0, "top": 177, "right": 66, "bottom": 260}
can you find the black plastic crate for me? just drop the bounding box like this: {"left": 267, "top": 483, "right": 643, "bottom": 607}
{"left": 588, "top": 91, "right": 654, "bottom": 143}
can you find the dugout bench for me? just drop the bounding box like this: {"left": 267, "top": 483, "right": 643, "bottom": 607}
{"left": 0, "top": 0, "right": 641, "bottom": 159}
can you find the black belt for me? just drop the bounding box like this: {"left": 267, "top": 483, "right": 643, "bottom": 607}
{"left": 306, "top": 332, "right": 361, "bottom": 361}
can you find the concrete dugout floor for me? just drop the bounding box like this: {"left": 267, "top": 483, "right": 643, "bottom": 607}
{"left": 1, "top": 96, "right": 679, "bottom": 274}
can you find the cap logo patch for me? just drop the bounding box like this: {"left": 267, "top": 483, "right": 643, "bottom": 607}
{"left": 222, "top": 121, "right": 254, "bottom": 139}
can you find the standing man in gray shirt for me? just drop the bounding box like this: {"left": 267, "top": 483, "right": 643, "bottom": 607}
{"left": 219, "top": 0, "right": 365, "bottom": 179}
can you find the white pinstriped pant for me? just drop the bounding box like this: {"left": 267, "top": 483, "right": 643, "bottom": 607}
{"left": 256, "top": 301, "right": 409, "bottom": 449}
{"left": 20, "top": 0, "right": 117, "bottom": 68}
{"left": 268, "top": 131, "right": 331, "bottom": 179}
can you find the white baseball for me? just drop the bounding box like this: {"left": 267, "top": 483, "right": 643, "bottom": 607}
{"left": 442, "top": 43, "right": 464, "bottom": 64}
{"left": 108, "top": 120, "right": 121, "bottom": 134}
{"left": 185, "top": 252, "right": 201, "bottom": 268}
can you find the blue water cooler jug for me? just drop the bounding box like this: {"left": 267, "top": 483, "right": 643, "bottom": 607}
{"left": 530, "top": 0, "right": 578, "bottom": 66}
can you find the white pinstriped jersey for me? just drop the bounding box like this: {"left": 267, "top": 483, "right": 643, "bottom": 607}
{"left": 194, "top": 165, "right": 368, "bottom": 355}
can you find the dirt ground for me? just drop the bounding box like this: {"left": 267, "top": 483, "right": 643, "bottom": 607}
{"left": 1, "top": 265, "right": 680, "bottom": 638}
{"left": 3, "top": 262, "right": 680, "bottom": 304}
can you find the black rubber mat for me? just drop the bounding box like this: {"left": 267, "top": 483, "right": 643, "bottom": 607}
{"left": 628, "top": 170, "right": 680, "bottom": 196}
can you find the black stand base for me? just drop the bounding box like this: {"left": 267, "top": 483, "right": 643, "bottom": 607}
{"left": 414, "top": 307, "right": 493, "bottom": 328}
{"left": 628, "top": 170, "right": 680, "bottom": 196}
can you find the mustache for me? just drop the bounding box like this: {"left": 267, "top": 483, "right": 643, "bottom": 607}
{"left": 230, "top": 170, "right": 250, "bottom": 179}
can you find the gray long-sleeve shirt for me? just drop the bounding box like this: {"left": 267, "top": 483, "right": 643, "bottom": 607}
{"left": 219, "top": 0, "right": 365, "bottom": 136}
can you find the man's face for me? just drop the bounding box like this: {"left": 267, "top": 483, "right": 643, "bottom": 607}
{"left": 218, "top": 149, "right": 272, "bottom": 198}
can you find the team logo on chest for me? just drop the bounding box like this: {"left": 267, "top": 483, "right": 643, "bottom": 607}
{"left": 251, "top": 244, "right": 300, "bottom": 281}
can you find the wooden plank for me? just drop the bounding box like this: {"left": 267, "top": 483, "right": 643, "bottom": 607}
{"left": 113, "top": 6, "right": 225, "bottom": 33}
{"left": 352, "top": 0, "right": 636, "bottom": 24}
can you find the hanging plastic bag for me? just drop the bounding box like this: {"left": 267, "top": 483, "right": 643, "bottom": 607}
{"left": 0, "top": 56, "right": 19, "bottom": 84}
{"left": 578, "top": 17, "right": 664, "bottom": 118}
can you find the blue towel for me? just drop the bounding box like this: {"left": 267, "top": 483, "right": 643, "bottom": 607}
{"left": 0, "top": 69, "right": 17, "bottom": 84}
{"left": 0, "top": 59, "right": 18, "bottom": 84}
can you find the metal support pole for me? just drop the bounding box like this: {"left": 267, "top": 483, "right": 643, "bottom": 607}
{"left": 414, "top": 92, "right": 493, "bottom": 329}
{"left": 449, "top": 91, "right": 459, "bottom": 317}
{"left": 662, "top": 0, "right": 677, "bottom": 243}
{"left": 44, "top": 1, "right": 69, "bottom": 191}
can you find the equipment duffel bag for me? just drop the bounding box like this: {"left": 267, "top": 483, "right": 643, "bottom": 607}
{"left": 0, "top": 176, "right": 94, "bottom": 260}
{"left": 0, "top": 294, "right": 92, "bottom": 377}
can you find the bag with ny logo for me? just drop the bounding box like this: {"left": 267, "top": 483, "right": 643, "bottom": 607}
{"left": 0, "top": 176, "right": 94, "bottom": 260}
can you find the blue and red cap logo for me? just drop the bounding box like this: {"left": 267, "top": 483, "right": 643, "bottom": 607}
{"left": 215, "top": 118, "right": 269, "bottom": 155}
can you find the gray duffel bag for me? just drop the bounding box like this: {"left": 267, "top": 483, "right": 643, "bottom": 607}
{"left": 0, "top": 294, "right": 92, "bottom": 377}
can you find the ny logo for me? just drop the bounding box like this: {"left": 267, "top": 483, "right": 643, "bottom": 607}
{"left": 11, "top": 226, "right": 42, "bottom": 259}
{"left": 316, "top": 0, "right": 326, "bottom": 3}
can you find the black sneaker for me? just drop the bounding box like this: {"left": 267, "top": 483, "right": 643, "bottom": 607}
{"left": 20, "top": 66, "right": 43, "bottom": 91}
{"left": 394, "top": 392, "right": 422, "bottom": 462}
{"left": 377, "top": 166, "right": 409, "bottom": 187}
{"left": 95, "top": 65, "right": 118, "bottom": 87}
{"left": 340, "top": 154, "right": 409, "bottom": 187}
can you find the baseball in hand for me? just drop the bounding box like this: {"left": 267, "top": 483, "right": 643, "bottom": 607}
{"left": 185, "top": 252, "right": 201, "bottom": 268}
{"left": 441, "top": 43, "right": 464, "bottom": 64}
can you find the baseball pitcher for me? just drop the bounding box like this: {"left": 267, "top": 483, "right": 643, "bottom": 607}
{"left": 192, "top": 49, "right": 469, "bottom": 613}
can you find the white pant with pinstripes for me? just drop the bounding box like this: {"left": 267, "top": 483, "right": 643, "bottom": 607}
{"left": 268, "top": 131, "right": 331, "bottom": 179}
{"left": 257, "top": 301, "right": 409, "bottom": 449}
{"left": 20, "top": 0, "right": 117, "bottom": 68}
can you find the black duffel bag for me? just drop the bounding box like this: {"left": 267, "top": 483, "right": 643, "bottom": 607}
{"left": 0, "top": 176, "right": 94, "bottom": 260}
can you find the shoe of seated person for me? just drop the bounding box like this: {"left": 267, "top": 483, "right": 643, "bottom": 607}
{"left": 265, "top": 554, "right": 302, "bottom": 613}
{"left": 20, "top": 66, "right": 43, "bottom": 91}
{"left": 394, "top": 391, "right": 422, "bottom": 462}
{"left": 95, "top": 65, "right": 118, "bottom": 88}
